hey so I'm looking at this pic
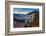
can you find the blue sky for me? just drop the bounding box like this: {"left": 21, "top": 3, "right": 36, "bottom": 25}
{"left": 13, "top": 8, "right": 39, "bottom": 12}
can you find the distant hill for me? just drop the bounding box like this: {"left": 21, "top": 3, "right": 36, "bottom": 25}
{"left": 13, "top": 10, "right": 39, "bottom": 17}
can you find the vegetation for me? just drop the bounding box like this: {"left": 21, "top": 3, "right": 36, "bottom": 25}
{"left": 14, "top": 18, "right": 25, "bottom": 23}
{"left": 13, "top": 11, "right": 39, "bottom": 27}
{"left": 29, "top": 12, "right": 39, "bottom": 27}
{"left": 25, "top": 11, "right": 39, "bottom": 27}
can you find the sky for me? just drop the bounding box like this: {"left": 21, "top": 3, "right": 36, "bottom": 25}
{"left": 13, "top": 8, "right": 39, "bottom": 12}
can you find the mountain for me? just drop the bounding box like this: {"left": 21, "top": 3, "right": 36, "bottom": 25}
{"left": 13, "top": 10, "right": 39, "bottom": 17}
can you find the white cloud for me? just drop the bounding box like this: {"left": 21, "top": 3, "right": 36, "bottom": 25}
{"left": 13, "top": 12, "right": 30, "bottom": 14}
